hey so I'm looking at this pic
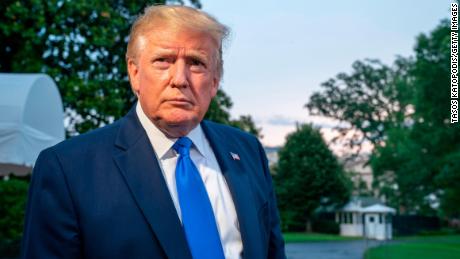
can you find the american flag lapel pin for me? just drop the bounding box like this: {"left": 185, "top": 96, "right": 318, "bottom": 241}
{"left": 230, "top": 152, "right": 240, "bottom": 161}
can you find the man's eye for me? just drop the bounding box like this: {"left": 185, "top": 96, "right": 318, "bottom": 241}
{"left": 152, "top": 58, "right": 171, "bottom": 68}
{"left": 189, "top": 60, "right": 207, "bottom": 73}
{"left": 154, "top": 58, "right": 168, "bottom": 63}
{"left": 190, "top": 59, "right": 205, "bottom": 67}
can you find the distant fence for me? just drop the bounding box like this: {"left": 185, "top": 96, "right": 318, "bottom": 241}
{"left": 285, "top": 212, "right": 442, "bottom": 235}
{"left": 312, "top": 212, "right": 339, "bottom": 234}
{"left": 393, "top": 215, "right": 441, "bottom": 236}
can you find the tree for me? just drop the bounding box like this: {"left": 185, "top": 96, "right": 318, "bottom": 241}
{"left": 306, "top": 17, "right": 459, "bottom": 216}
{"left": 274, "top": 124, "right": 351, "bottom": 231}
{"left": 410, "top": 19, "right": 460, "bottom": 217}
{"left": 0, "top": 0, "right": 260, "bottom": 137}
{"left": 371, "top": 20, "right": 460, "bottom": 216}
{"left": 205, "top": 90, "right": 261, "bottom": 137}
{"left": 306, "top": 58, "right": 414, "bottom": 158}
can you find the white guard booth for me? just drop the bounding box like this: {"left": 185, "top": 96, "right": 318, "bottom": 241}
{"left": 0, "top": 73, "right": 64, "bottom": 176}
{"left": 336, "top": 197, "right": 396, "bottom": 240}
{"left": 361, "top": 204, "right": 396, "bottom": 240}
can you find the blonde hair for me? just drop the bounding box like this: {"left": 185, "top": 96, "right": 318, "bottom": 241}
{"left": 126, "top": 5, "right": 230, "bottom": 79}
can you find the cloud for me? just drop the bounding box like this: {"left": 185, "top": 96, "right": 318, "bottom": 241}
{"left": 266, "top": 115, "right": 296, "bottom": 126}
{"left": 305, "top": 116, "right": 351, "bottom": 129}
{"left": 311, "top": 121, "right": 349, "bottom": 129}
{"left": 263, "top": 114, "right": 351, "bottom": 129}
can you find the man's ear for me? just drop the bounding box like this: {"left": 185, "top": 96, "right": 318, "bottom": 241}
{"left": 127, "top": 58, "right": 140, "bottom": 95}
{"left": 210, "top": 75, "right": 219, "bottom": 98}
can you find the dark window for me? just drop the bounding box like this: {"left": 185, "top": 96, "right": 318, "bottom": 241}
{"left": 369, "top": 216, "right": 374, "bottom": 223}
{"left": 379, "top": 214, "right": 383, "bottom": 224}
{"left": 386, "top": 214, "right": 392, "bottom": 223}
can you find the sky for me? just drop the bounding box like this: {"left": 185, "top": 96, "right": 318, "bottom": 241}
{"left": 200, "top": 0, "right": 452, "bottom": 147}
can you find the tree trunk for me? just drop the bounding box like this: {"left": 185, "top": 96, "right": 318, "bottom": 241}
{"left": 305, "top": 218, "right": 312, "bottom": 232}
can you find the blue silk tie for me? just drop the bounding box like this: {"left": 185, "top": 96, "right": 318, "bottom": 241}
{"left": 173, "top": 137, "right": 225, "bottom": 259}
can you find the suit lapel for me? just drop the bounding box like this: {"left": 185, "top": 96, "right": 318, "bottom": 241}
{"left": 113, "top": 108, "right": 192, "bottom": 259}
{"left": 201, "top": 121, "right": 264, "bottom": 259}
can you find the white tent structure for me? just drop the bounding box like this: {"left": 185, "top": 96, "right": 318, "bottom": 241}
{"left": 0, "top": 73, "right": 64, "bottom": 176}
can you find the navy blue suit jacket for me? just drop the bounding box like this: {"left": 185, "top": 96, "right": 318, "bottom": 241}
{"left": 21, "top": 107, "right": 286, "bottom": 258}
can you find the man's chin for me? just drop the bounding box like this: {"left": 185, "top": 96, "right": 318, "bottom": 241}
{"left": 162, "top": 114, "right": 197, "bottom": 126}
{"left": 154, "top": 114, "right": 201, "bottom": 137}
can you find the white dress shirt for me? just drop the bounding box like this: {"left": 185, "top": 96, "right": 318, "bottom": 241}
{"left": 136, "top": 102, "right": 243, "bottom": 259}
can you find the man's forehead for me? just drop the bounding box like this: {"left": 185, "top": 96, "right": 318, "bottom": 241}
{"left": 151, "top": 44, "right": 211, "bottom": 56}
{"left": 138, "top": 32, "right": 217, "bottom": 57}
{"left": 143, "top": 25, "right": 217, "bottom": 46}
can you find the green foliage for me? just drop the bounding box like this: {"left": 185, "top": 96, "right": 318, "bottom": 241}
{"left": 0, "top": 178, "right": 29, "bottom": 257}
{"left": 371, "top": 20, "right": 460, "bottom": 216}
{"left": 0, "top": 0, "right": 167, "bottom": 134}
{"left": 410, "top": 20, "right": 460, "bottom": 217}
{"left": 370, "top": 126, "right": 438, "bottom": 215}
{"left": 305, "top": 40, "right": 415, "bottom": 211}
{"left": 364, "top": 235, "right": 460, "bottom": 259}
{"left": 205, "top": 90, "right": 261, "bottom": 137}
{"left": 0, "top": 0, "right": 260, "bottom": 137}
{"left": 306, "top": 57, "right": 414, "bottom": 154}
{"left": 282, "top": 232, "right": 358, "bottom": 243}
{"left": 274, "top": 124, "right": 351, "bottom": 231}
{"left": 307, "top": 18, "right": 459, "bottom": 217}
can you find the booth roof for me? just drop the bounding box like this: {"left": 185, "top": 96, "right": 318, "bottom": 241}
{"left": 340, "top": 196, "right": 396, "bottom": 213}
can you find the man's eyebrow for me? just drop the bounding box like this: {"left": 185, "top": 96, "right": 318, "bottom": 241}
{"left": 150, "top": 49, "right": 210, "bottom": 63}
{"left": 186, "top": 51, "right": 209, "bottom": 63}
{"left": 150, "top": 49, "right": 177, "bottom": 58}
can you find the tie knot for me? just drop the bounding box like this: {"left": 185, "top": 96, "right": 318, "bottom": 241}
{"left": 173, "top": 137, "right": 193, "bottom": 157}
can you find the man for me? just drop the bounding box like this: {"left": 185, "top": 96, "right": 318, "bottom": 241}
{"left": 21, "top": 5, "right": 285, "bottom": 259}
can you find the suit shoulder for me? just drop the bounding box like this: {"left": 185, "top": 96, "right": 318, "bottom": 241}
{"left": 201, "top": 120, "right": 265, "bottom": 158}
{"left": 202, "top": 120, "right": 259, "bottom": 143}
{"left": 47, "top": 119, "right": 122, "bottom": 156}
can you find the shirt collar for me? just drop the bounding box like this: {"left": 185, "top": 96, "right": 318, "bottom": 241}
{"left": 136, "top": 102, "right": 206, "bottom": 159}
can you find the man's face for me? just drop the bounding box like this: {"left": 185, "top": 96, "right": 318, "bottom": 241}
{"left": 128, "top": 25, "right": 219, "bottom": 137}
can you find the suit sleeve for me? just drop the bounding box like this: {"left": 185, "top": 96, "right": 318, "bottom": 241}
{"left": 21, "top": 148, "right": 82, "bottom": 259}
{"left": 256, "top": 141, "right": 286, "bottom": 259}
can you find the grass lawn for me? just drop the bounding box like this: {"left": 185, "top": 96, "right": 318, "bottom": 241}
{"left": 283, "top": 232, "right": 360, "bottom": 243}
{"left": 365, "top": 235, "right": 460, "bottom": 259}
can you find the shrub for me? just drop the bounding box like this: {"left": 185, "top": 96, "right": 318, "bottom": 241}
{"left": 0, "top": 177, "right": 29, "bottom": 257}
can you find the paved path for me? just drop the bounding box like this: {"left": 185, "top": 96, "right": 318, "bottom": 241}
{"left": 285, "top": 240, "right": 386, "bottom": 259}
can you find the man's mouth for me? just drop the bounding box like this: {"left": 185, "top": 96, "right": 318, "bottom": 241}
{"left": 164, "top": 98, "right": 193, "bottom": 106}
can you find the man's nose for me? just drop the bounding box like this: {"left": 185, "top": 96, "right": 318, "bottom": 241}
{"left": 170, "top": 60, "right": 189, "bottom": 88}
